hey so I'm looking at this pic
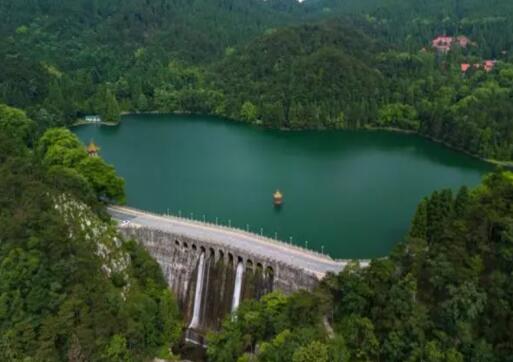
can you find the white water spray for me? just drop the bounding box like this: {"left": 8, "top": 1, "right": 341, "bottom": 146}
{"left": 189, "top": 252, "right": 206, "bottom": 329}
{"left": 231, "top": 261, "right": 244, "bottom": 312}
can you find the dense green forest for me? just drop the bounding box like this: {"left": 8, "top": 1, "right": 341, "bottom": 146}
{"left": 1, "top": 0, "right": 513, "bottom": 160}
{"left": 215, "top": 21, "right": 513, "bottom": 160}
{"left": 0, "top": 105, "right": 182, "bottom": 361}
{"left": 207, "top": 170, "right": 513, "bottom": 362}
{"left": 3, "top": 100, "right": 513, "bottom": 361}
{"left": 2, "top": 1, "right": 513, "bottom": 360}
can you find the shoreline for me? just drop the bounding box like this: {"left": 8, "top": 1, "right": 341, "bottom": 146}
{"left": 72, "top": 112, "right": 513, "bottom": 169}
{"left": 365, "top": 126, "right": 513, "bottom": 169}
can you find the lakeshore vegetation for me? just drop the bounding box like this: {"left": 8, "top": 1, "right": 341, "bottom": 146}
{"left": 2, "top": 106, "right": 512, "bottom": 361}
{"left": 207, "top": 171, "right": 513, "bottom": 361}
{"left": 0, "top": 105, "right": 181, "bottom": 361}
{"left": 1, "top": 0, "right": 513, "bottom": 361}
{"left": 1, "top": 0, "right": 513, "bottom": 161}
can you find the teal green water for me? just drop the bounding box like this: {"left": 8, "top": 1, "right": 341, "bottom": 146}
{"left": 74, "top": 114, "right": 492, "bottom": 258}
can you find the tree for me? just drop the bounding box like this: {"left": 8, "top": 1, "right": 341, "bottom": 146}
{"left": 409, "top": 198, "right": 428, "bottom": 239}
{"left": 103, "top": 89, "right": 121, "bottom": 124}
{"left": 137, "top": 93, "right": 148, "bottom": 112}
{"left": 37, "top": 128, "right": 125, "bottom": 203}
{"left": 36, "top": 128, "right": 84, "bottom": 159}
{"left": 426, "top": 190, "right": 453, "bottom": 243}
{"left": 327, "top": 335, "right": 350, "bottom": 362}
{"left": 454, "top": 186, "right": 470, "bottom": 217}
{"left": 103, "top": 335, "right": 132, "bottom": 362}
{"left": 292, "top": 340, "right": 329, "bottom": 362}
{"left": 0, "top": 104, "right": 36, "bottom": 145}
{"left": 241, "top": 101, "right": 258, "bottom": 123}
{"left": 45, "top": 80, "right": 66, "bottom": 117}
{"left": 77, "top": 157, "right": 126, "bottom": 203}
{"left": 334, "top": 111, "right": 345, "bottom": 129}
{"left": 378, "top": 103, "right": 420, "bottom": 130}
{"left": 340, "top": 316, "right": 379, "bottom": 361}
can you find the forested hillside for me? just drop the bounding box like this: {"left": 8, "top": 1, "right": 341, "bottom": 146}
{"left": 211, "top": 20, "right": 384, "bottom": 129}
{"left": 2, "top": 2, "right": 513, "bottom": 361}
{"left": 214, "top": 21, "right": 513, "bottom": 160}
{"left": 0, "top": 0, "right": 304, "bottom": 61}
{"left": 0, "top": 105, "right": 182, "bottom": 361}
{"left": 1, "top": 0, "right": 513, "bottom": 160}
{"left": 310, "top": 0, "right": 513, "bottom": 55}
{"left": 0, "top": 0, "right": 305, "bottom": 122}
{"left": 208, "top": 170, "right": 513, "bottom": 362}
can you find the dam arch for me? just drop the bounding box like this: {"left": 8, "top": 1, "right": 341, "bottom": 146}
{"left": 119, "top": 224, "right": 319, "bottom": 338}
{"left": 111, "top": 206, "right": 361, "bottom": 343}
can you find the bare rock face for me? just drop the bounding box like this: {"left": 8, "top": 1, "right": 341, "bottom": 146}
{"left": 119, "top": 225, "right": 319, "bottom": 339}
{"left": 55, "top": 195, "right": 131, "bottom": 295}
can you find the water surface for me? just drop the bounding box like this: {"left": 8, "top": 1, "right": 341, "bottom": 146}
{"left": 74, "top": 114, "right": 491, "bottom": 258}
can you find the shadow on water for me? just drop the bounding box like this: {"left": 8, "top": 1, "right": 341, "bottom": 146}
{"left": 119, "top": 113, "right": 492, "bottom": 172}
{"left": 263, "top": 128, "right": 494, "bottom": 172}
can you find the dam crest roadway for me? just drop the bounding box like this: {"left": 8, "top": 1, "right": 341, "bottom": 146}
{"left": 109, "top": 205, "right": 370, "bottom": 280}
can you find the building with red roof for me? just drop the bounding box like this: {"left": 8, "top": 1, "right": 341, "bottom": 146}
{"left": 460, "top": 60, "right": 497, "bottom": 74}
{"left": 432, "top": 36, "right": 453, "bottom": 53}
{"left": 483, "top": 60, "right": 497, "bottom": 72}
{"left": 461, "top": 63, "right": 471, "bottom": 73}
{"left": 432, "top": 35, "right": 471, "bottom": 53}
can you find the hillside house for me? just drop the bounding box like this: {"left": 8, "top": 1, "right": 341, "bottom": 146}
{"left": 432, "top": 35, "right": 470, "bottom": 53}
{"left": 483, "top": 60, "right": 497, "bottom": 72}
{"left": 460, "top": 60, "right": 497, "bottom": 73}
{"left": 460, "top": 63, "right": 471, "bottom": 73}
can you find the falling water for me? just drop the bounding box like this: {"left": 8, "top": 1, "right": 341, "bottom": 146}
{"left": 189, "top": 252, "right": 206, "bottom": 329}
{"left": 231, "top": 262, "right": 244, "bottom": 312}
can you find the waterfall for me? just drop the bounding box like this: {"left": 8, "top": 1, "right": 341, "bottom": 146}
{"left": 189, "top": 252, "right": 206, "bottom": 329}
{"left": 199, "top": 255, "right": 213, "bottom": 329}
{"left": 231, "top": 262, "right": 244, "bottom": 312}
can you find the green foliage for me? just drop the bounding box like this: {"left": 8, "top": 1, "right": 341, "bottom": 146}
{"left": 207, "top": 289, "right": 330, "bottom": 361}
{"left": 2, "top": 0, "right": 513, "bottom": 159}
{"left": 378, "top": 103, "right": 420, "bottom": 130}
{"left": 241, "top": 101, "right": 258, "bottom": 123}
{"left": 409, "top": 197, "right": 428, "bottom": 239}
{"left": 292, "top": 340, "right": 329, "bottom": 362}
{"left": 37, "top": 127, "right": 84, "bottom": 161}
{"left": 0, "top": 109, "right": 180, "bottom": 361}
{"left": 2, "top": 1, "right": 513, "bottom": 357}
{"left": 102, "top": 89, "right": 121, "bottom": 124}
{"left": 76, "top": 157, "right": 126, "bottom": 203}
{"left": 342, "top": 316, "right": 381, "bottom": 361}
{"left": 37, "top": 127, "right": 126, "bottom": 203}
{"left": 0, "top": 104, "right": 36, "bottom": 145}
{"left": 214, "top": 21, "right": 384, "bottom": 129}
{"left": 104, "top": 335, "right": 132, "bottom": 362}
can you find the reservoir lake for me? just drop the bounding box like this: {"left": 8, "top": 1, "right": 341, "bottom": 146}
{"left": 74, "top": 114, "right": 492, "bottom": 259}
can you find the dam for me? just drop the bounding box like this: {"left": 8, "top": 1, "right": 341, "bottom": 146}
{"left": 110, "top": 206, "right": 369, "bottom": 343}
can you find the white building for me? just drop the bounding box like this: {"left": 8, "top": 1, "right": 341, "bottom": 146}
{"left": 85, "top": 115, "right": 101, "bottom": 123}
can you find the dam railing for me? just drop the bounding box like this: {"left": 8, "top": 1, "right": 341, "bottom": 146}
{"left": 110, "top": 205, "right": 372, "bottom": 267}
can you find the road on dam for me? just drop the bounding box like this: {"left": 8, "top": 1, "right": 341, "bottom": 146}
{"left": 108, "top": 206, "right": 369, "bottom": 278}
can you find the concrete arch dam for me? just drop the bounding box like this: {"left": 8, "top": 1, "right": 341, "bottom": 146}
{"left": 109, "top": 206, "right": 368, "bottom": 343}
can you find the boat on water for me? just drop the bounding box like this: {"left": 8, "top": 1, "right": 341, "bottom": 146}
{"left": 273, "top": 190, "right": 283, "bottom": 207}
